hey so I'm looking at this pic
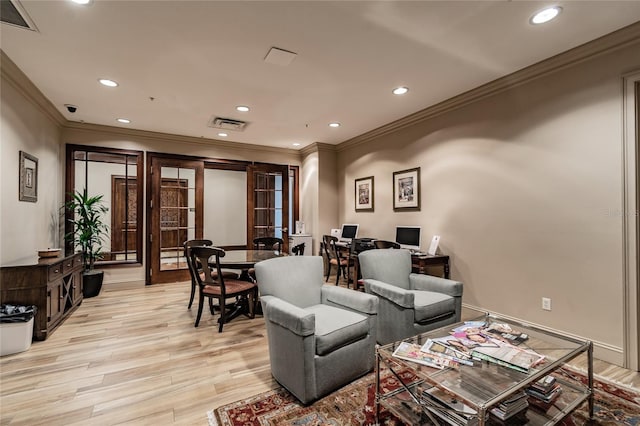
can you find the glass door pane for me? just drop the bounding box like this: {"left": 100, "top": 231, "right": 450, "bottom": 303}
{"left": 159, "top": 166, "right": 196, "bottom": 271}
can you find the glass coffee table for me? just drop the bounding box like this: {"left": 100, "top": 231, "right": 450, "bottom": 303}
{"left": 375, "top": 314, "right": 593, "bottom": 425}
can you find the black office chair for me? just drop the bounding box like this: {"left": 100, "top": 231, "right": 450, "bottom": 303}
{"left": 374, "top": 240, "right": 401, "bottom": 249}
{"left": 292, "top": 242, "right": 305, "bottom": 256}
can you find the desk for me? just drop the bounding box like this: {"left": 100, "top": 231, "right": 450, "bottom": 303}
{"left": 411, "top": 254, "right": 450, "bottom": 279}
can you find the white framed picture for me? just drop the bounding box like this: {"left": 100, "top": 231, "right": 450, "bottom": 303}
{"left": 393, "top": 167, "right": 420, "bottom": 211}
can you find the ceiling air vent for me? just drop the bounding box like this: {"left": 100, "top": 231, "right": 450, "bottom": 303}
{"left": 1, "top": 0, "right": 38, "bottom": 31}
{"left": 207, "top": 116, "right": 248, "bottom": 132}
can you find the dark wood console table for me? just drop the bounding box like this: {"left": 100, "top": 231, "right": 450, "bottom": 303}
{"left": 0, "top": 253, "right": 83, "bottom": 340}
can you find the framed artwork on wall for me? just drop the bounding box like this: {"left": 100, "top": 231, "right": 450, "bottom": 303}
{"left": 393, "top": 167, "right": 420, "bottom": 211}
{"left": 355, "top": 176, "right": 374, "bottom": 212}
{"left": 19, "top": 151, "right": 38, "bottom": 202}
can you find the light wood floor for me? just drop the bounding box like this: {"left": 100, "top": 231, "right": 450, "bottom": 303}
{"left": 1, "top": 281, "right": 639, "bottom": 425}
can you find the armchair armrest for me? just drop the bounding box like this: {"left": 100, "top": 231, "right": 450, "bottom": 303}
{"left": 262, "top": 296, "right": 315, "bottom": 337}
{"left": 409, "top": 274, "right": 463, "bottom": 297}
{"left": 321, "top": 285, "right": 378, "bottom": 315}
{"left": 363, "top": 279, "right": 415, "bottom": 309}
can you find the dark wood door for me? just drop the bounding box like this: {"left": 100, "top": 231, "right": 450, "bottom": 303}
{"left": 149, "top": 157, "right": 203, "bottom": 284}
{"left": 247, "top": 164, "right": 290, "bottom": 252}
{"left": 110, "top": 176, "right": 137, "bottom": 260}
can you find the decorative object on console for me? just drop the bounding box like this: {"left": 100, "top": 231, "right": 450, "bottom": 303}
{"left": 64, "top": 190, "right": 109, "bottom": 298}
{"left": 393, "top": 167, "right": 420, "bottom": 211}
{"left": 427, "top": 235, "right": 441, "bottom": 255}
{"left": 355, "top": 176, "right": 374, "bottom": 212}
{"left": 38, "top": 248, "right": 61, "bottom": 258}
{"left": 19, "top": 150, "right": 38, "bottom": 202}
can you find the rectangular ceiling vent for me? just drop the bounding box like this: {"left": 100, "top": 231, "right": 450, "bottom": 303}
{"left": 1, "top": 0, "right": 38, "bottom": 31}
{"left": 207, "top": 116, "right": 248, "bottom": 132}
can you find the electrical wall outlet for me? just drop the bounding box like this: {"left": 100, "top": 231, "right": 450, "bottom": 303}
{"left": 542, "top": 297, "right": 552, "bottom": 311}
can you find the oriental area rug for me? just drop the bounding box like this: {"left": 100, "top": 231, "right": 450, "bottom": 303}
{"left": 208, "top": 367, "right": 640, "bottom": 426}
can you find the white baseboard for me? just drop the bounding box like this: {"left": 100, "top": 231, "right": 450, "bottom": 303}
{"left": 462, "top": 304, "right": 624, "bottom": 367}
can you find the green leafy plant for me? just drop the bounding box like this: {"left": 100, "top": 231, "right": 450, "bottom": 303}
{"left": 65, "top": 190, "right": 109, "bottom": 271}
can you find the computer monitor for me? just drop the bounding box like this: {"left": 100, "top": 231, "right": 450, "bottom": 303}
{"left": 340, "top": 224, "right": 359, "bottom": 242}
{"left": 395, "top": 226, "right": 421, "bottom": 251}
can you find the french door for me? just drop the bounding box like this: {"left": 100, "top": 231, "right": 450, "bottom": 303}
{"left": 247, "top": 164, "right": 290, "bottom": 253}
{"left": 148, "top": 157, "right": 203, "bottom": 284}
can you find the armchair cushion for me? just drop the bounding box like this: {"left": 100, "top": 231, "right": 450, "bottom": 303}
{"left": 306, "top": 304, "right": 369, "bottom": 356}
{"left": 412, "top": 291, "right": 456, "bottom": 323}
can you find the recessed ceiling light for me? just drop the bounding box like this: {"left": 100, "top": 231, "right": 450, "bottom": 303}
{"left": 329, "top": 122, "right": 340, "bottom": 128}
{"left": 530, "top": 6, "right": 562, "bottom": 24}
{"left": 70, "top": 0, "right": 91, "bottom": 4}
{"left": 236, "top": 106, "right": 250, "bottom": 112}
{"left": 392, "top": 86, "right": 409, "bottom": 95}
{"left": 218, "top": 132, "right": 228, "bottom": 137}
{"left": 292, "top": 143, "right": 301, "bottom": 146}
{"left": 99, "top": 78, "right": 118, "bottom": 87}
{"left": 116, "top": 118, "right": 130, "bottom": 124}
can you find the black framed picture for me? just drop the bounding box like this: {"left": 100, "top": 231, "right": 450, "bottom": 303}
{"left": 393, "top": 167, "right": 420, "bottom": 211}
{"left": 19, "top": 151, "right": 38, "bottom": 202}
{"left": 355, "top": 176, "right": 374, "bottom": 212}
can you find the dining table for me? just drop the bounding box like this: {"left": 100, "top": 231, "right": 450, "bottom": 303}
{"left": 215, "top": 249, "right": 288, "bottom": 282}
{"left": 210, "top": 248, "right": 288, "bottom": 318}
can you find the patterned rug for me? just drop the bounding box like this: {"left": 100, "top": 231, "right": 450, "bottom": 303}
{"left": 208, "top": 368, "right": 640, "bottom": 425}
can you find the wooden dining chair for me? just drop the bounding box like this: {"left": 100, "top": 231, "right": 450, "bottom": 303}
{"left": 189, "top": 246, "right": 258, "bottom": 332}
{"left": 252, "top": 237, "right": 284, "bottom": 252}
{"left": 321, "top": 235, "right": 352, "bottom": 286}
{"left": 184, "top": 239, "right": 238, "bottom": 309}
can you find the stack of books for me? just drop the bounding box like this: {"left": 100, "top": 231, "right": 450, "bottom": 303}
{"left": 525, "top": 376, "right": 563, "bottom": 411}
{"left": 489, "top": 391, "right": 529, "bottom": 424}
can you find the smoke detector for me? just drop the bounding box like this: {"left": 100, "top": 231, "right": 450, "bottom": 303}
{"left": 207, "top": 116, "right": 248, "bottom": 132}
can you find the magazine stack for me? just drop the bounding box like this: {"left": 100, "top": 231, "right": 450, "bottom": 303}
{"left": 525, "top": 376, "right": 563, "bottom": 411}
{"left": 421, "top": 386, "right": 479, "bottom": 426}
{"left": 488, "top": 391, "right": 529, "bottom": 424}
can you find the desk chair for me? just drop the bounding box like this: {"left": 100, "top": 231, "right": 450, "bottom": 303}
{"left": 183, "top": 239, "right": 238, "bottom": 309}
{"left": 292, "top": 242, "right": 305, "bottom": 256}
{"left": 374, "top": 240, "right": 401, "bottom": 249}
{"left": 321, "top": 235, "right": 352, "bottom": 286}
{"left": 190, "top": 246, "right": 258, "bottom": 332}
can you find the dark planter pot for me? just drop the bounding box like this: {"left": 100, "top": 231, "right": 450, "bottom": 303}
{"left": 83, "top": 270, "right": 104, "bottom": 298}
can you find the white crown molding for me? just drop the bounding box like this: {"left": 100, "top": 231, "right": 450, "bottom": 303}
{"left": 300, "top": 142, "right": 337, "bottom": 157}
{"left": 1, "top": 49, "right": 66, "bottom": 127}
{"left": 62, "top": 121, "right": 300, "bottom": 157}
{"left": 337, "top": 21, "right": 640, "bottom": 152}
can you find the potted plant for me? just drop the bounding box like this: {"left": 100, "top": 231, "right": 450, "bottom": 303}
{"left": 65, "top": 189, "right": 109, "bottom": 298}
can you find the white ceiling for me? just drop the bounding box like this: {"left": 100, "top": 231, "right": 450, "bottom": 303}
{"left": 2, "top": 1, "right": 640, "bottom": 150}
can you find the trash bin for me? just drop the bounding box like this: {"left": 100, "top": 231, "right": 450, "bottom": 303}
{"left": 0, "top": 304, "right": 37, "bottom": 356}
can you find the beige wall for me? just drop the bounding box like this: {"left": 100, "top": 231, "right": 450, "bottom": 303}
{"left": 337, "top": 42, "right": 640, "bottom": 364}
{"left": 1, "top": 64, "right": 63, "bottom": 264}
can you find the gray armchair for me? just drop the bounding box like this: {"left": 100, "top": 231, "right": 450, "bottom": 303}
{"left": 358, "top": 249, "right": 462, "bottom": 345}
{"left": 255, "top": 256, "right": 378, "bottom": 404}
